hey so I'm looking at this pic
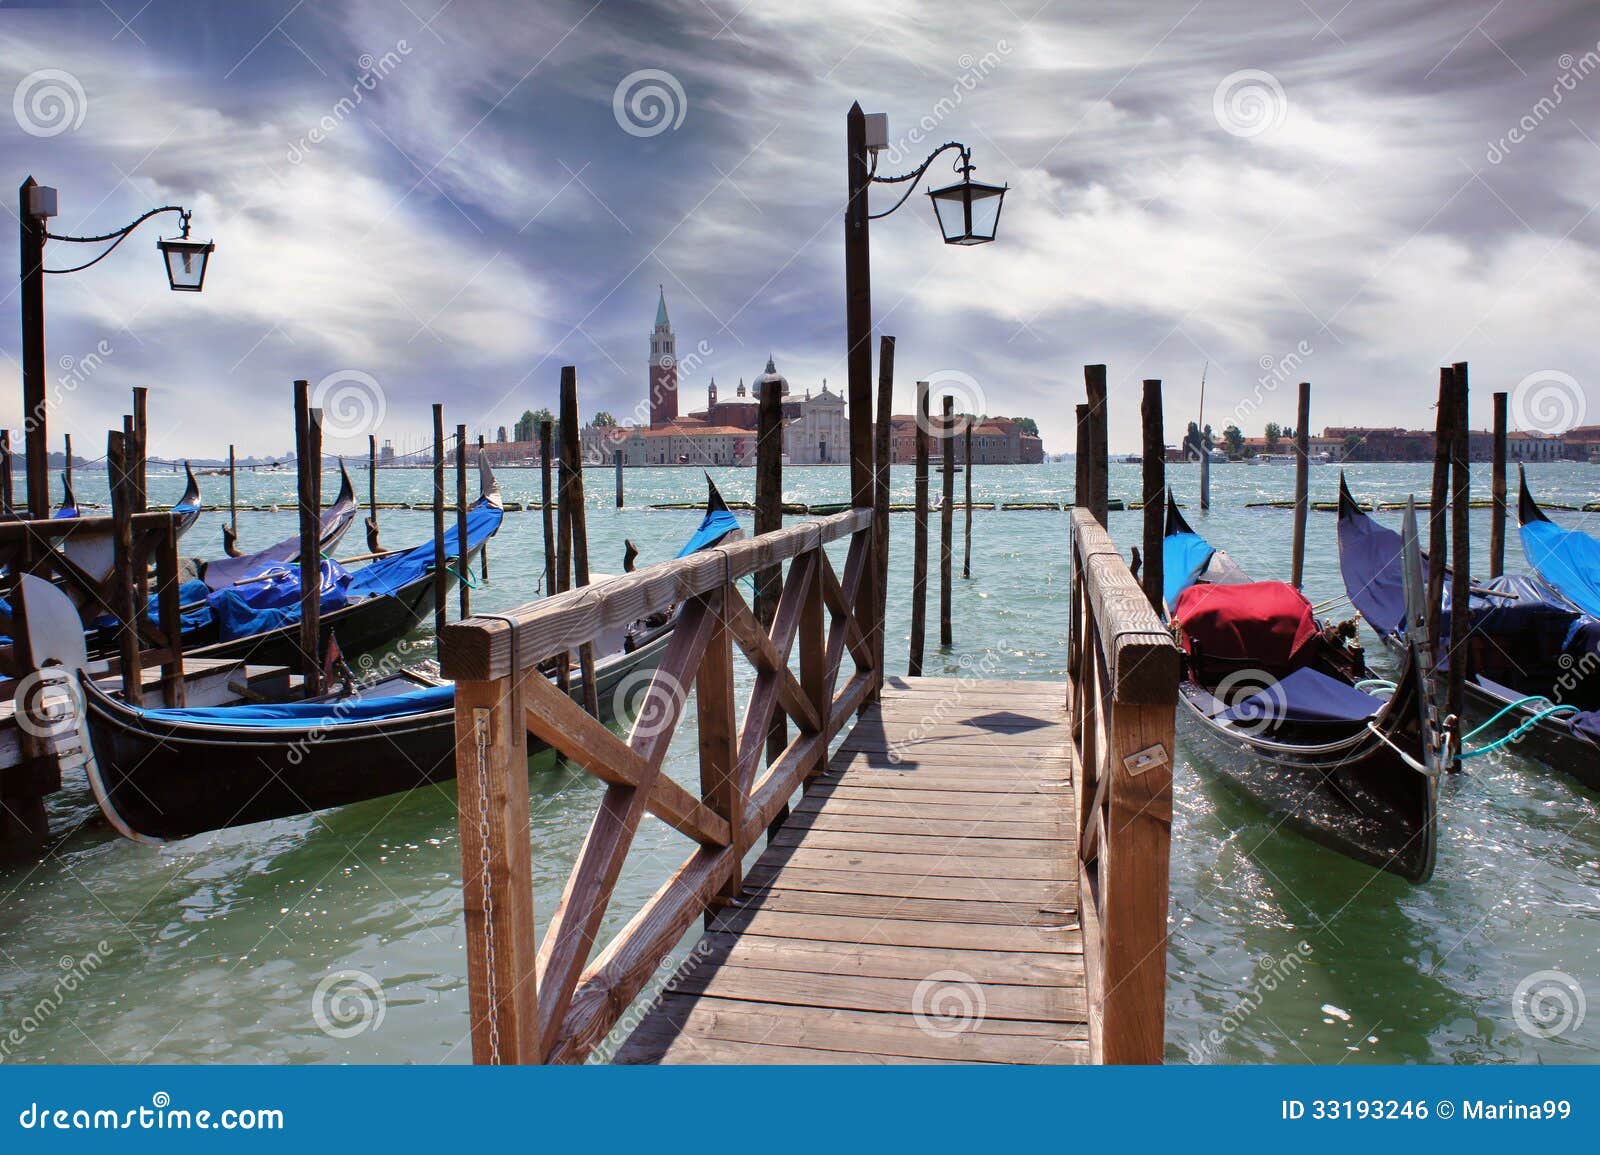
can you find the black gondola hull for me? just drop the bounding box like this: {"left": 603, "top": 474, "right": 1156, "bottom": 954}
{"left": 84, "top": 629, "right": 673, "bottom": 842}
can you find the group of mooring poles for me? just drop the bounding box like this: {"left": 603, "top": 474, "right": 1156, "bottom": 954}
{"left": 907, "top": 382, "right": 977, "bottom": 676}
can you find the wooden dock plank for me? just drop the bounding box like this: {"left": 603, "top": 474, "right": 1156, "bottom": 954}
{"left": 617, "top": 677, "right": 1083, "bottom": 1064}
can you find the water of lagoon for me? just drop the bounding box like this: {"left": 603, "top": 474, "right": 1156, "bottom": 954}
{"left": 0, "top": 460, "right": 1594, "bottom": 1065}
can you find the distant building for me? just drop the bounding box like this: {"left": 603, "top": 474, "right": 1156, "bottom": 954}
{"left": 1507, "top": 431, "right": 1564, "bottom": 462}
{"left": 887, "top": 415, "right": 1042, "bottom": 464}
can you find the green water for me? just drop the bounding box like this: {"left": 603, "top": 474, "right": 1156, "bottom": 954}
{"left": 0, "top": 461, "right": 1594, "bottom": 1065}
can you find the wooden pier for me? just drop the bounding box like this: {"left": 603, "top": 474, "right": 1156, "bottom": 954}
{"left": 440, "top": 505, "right": 1178, "bottom": 1065}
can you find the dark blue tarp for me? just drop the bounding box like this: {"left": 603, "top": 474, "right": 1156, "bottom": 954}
{"left": 1216, "top": 666, "right": 1383, "bottom": 726}
{"left": 90, "top": 580, "right": 215, "bottom": 634}
{"left": 140, "top": 682, "right": 455, "bottom": 729}
{"left": 52, "top": 507, "right": 78, "bottom": 519}
{"left": 1522, "top": 517, "right": 1600, "bottom": 620}
{"left": 1571, "top": 710, "right": 1600, "bottom": 745}
{"left": 1337, "top": 498, "right": 1410, "bottom": 635}
{"left": 348, "top": 500, "right": 502, "bottom": 598}
{"left": 676, "top": 507, "right": 740, "bottom": 558}
{"left": 1163, "top": 532, "right": 1214, "bottom": 609}
{"left": 206, "top": 559, "right": 353, "bottom": 642}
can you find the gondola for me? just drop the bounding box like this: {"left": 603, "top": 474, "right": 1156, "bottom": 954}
{"left": 166, "top": 454, "right": 504, "bottom": 666}
{"left": 1339, "top": 474, "right": 1600, "bottom": 785}
{"left": 1519, "top": 466, "right": 1600, "bottom": 620}
{"left": 199, "top": 461, "right": 359, "bottom": 590}
{"left": 1166, "top": 492, "right": 1439, "bottom": 882}
{"left": 59, "top": 476, "right": 744, "bottom": 842}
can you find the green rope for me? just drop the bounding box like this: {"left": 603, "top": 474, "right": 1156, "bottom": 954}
{"left": 1462, "top": 695, "right": 1561, "bottom": 741}
{"left": 445, "top": 561, "right": 480, "bottom": 589}
{"left": 1459, "top": 703, "right": 1579, "bottom": 759}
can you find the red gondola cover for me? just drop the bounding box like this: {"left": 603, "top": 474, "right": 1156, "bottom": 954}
{"left": 1172, "top": 580, "right": 1319, "bottom": 672}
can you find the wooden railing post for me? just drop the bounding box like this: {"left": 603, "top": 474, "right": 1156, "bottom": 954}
{"left": 699, "top": 583, "right": 741, "bottom": 913}
{"left": 1069, "top": 508, "right": 1178, "bottom": 1065}
{"left": 454, "top": 668, "right": 538, "bottom": 1064}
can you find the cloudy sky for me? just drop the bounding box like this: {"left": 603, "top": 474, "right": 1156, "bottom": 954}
{"left": 1, "top": 0, "right": 1598, "bottom": 459}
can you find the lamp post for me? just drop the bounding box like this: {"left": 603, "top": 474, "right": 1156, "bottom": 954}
{"left": 842, "top": 104, "right": 1006, "bottom": 683}
{"left": 18, "top": 176, "right": 214, "bottom": 518}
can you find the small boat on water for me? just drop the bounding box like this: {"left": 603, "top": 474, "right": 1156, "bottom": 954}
{"left": 1166, "top": 492, "right": 1440, "bottom": 882}
{"left": 1519, "top": 467, "right": 1600, "bottom": 621}
{"left": 1338, "top": 473, "right": 1600, "bottom": 786}
{"left": 49, "top": 477, "right": 744, "bottom": 843}
{"left": 200, "top": 462, "right": 359, "bottom": 590}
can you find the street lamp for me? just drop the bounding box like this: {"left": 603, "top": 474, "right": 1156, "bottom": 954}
{"left": 841, "top": 104, "right": 1006, "bottom": 691}
{"left": 18, "top": 176, "right": 214, "bottom": 517}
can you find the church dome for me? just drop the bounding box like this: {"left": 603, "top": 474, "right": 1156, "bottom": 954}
{"left": 755, "top": 356, "right": 789, "bottom": 397}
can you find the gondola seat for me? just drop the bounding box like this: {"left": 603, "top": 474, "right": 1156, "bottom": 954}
{"left": 1215, "top": 666, "right": 1383, "bottom": 729}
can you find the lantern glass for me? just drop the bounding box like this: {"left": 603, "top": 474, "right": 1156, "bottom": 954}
{"left": 927, "top": 177, "right": 1007, "bottom": 245}
{"left": 157, "top": 237, "right": 214, "bottom": 291}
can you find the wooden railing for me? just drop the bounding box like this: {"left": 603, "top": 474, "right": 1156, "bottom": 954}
{"left": 439, "top": 506, "right": 875, "bottom": 1064}
{"left": 1067, "top": 508, "right": 1180, "bottom": 1064}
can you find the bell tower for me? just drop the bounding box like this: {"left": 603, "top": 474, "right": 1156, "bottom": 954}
{"left": 649, "top": 285, "right": 678, "bottom": 426}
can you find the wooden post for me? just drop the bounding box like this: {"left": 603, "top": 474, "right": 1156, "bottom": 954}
{"left": 1074, "top": 404, "right": 1089, "bottom": 511}
{"left": 456, "top": 423, "right": 471, "bottom": 619}
{"left": 107, "top": 430, "right": 141, "bottom": 706}
{"left": 539, "top": 420, "right": 556, "bottom": 596}
{"left": 227, "top": 443, "right": 238, "bottom": 543}
{"left": 1425, "top": 369, "right": 1453, "bottom": 670}
{"left": 453, "top": 669, "right": 539, "bottom": 1063}
{"left": 478, "top": 433, "right": 489, "bottom": 581}
{"left": 940, "top": 395, "right": 955, "bottom": 649}
{"left": 1491, "top": 390, "right": 1508, "bottom": 578}
{"left": 962, "top": 421, "right": 973, "bottom": 579}
{"left": 433, "top": 404, "right": 447, "bottom": 636}
{"left": 1290, "top": 381, "right": 1311, "bottom": 590}
{"left": 299, "top": 400, "right": 324, "bottom": 697}
{"left": 155, "top": 514, "right": 186, "bottom": 707}
{"left": 131, "top": 386, "right": 148, "bottom": 514}
{"left": 0, "top": 429, "right": 12, "bottom": 516}
{"left": 614, "top": 451, "right": 624, "bottom": 509}
{"left": 1085, "top": 365, "right": 1109, "bottom": 526}
{"left": 1199, "top": 447, "right": 1211, "bottom": 512}
{"left": 1447, "top": 362, "right": 1471, "bottom": 766}
{"left": 560, "top": 366, "right": 599, "bottom": 717}
{"left": 698, "top": 583, "right": 741, "bottom": 916}
{"left": 755, "top": 371, "right": 787, "bottom": 818}
{"left": 20, "top": 179, "right": 49, "bottom": 520}
{"left": 910, "top": 381, "right": 929, "bottom": 676}
{"left": 1141, "top": 380, "right": 1165, "bottom": 613}
{"left": 365, "top": 433, "right": 381, "bottom": 554}
{"left": 844, "top": 105, "right": 878, "bottom": 707}
{"left": 63, "top": 433, "right": 71, "bottom": 501}
{"left": 873, "top": 335, "right": 894, "bottom": 694}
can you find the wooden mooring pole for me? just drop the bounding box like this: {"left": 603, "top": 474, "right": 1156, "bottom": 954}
{"left": 0, "top": 430, "right": 12, "bottom": 516}
{"left": 614, "top": 451, "right": 624, "bottom": 509}
{"left": 63, "top": 433, "right": 71, "bottom": 502}
{"left": 539, "top": 420, "right": 556, "bottom": 596}
{"left": 1074, "top": 404, "right": 1089, "bottom": 512}
{"left": 909, "top": 380, "right": 929, "bottom": 676}
{"left": 756, "top": 371, "right": 786, "bottom": 817}
{"left": 873, "top": 334, "right": 894, "bottom": 690}
{"left": 963, "top": 422, "right": 973, "bottom": 579}
{"left": 432, "top": 404, "right": 447, "bottom": 637}
{"left": 1085, "top": 365, "right": 1109, "bottom": 526}
{"left": 107, "top": 429, "right": 141, "bottom": 707}
{"left": 561, "top": 366, "right": 599, "bottom": 717}
{"left": 940, "top": 395, "right": 955, "bottom": 649}
{"left": 456, "top": 423, "right": 471, "bottom": 620}
{"left": 366, "top": 434, "right": 381, "bottom": 554}
{"left": 1141, "top": 380, "right": 1164, "bottom": 613}
{"left": 1425, "top": 369, "right": 1453, "bottom": 678}
{"left": 299, "top": 395, "right": 324, "bottom": 697}
{"left": 1491, "top": 390, "right": 1508, "bottom": 578}
{"left": 478, "top": 432, "right": 489, "bottom": 580}
{"left": 227, "top": 443, "right": 238, "bottom": 552}
{"left": 1291, "top": 381, "right": 1311, "bottom": 590}
{"left": 1447, "top": 362, "right": 1471, "bottom": 768}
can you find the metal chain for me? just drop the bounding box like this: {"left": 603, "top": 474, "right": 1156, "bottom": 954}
{"left": 473, "top": 707, "right": 502, "bottom": 1065}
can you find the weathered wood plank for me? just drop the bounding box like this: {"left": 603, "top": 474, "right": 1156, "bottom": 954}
{"left": 697, "top": 933, "right": 1084, "bottom": 986}
{"left": 707, "top": 907, "right": 1084, "bottom": 954}
{"left": 768, "top": 845, "right": 1069, "bottom": 882}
